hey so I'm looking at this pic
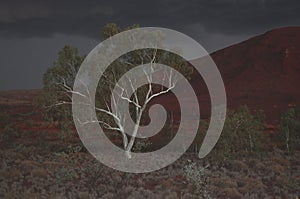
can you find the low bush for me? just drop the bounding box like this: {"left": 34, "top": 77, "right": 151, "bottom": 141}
{"left": 132, "top": 138, "right": 152, "bottom": 153}
{"left": 0, "top": 109, "right": 19, "bottom": 142}
{"left": 0, "top": 109, "right": 10, "bottom": 129}
{"left": 183, "top": 160, "right": 211, "bottom": 198}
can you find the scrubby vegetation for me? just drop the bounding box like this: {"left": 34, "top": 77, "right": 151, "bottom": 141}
{"left": 277, "top": 107, "right": 300, "bottom": 153}
{"left": 193, "top": 106, "right": 268, "bottom": 164}
{"left": 219, "top": 107, "right": 266, "bottom": 155}
{"left": 183, "top": 160, "right": 210, "bottom": 198}
{"left": 0, "top": 107, "right": 19, "bottom": 142}
{"left": 1, "top": 93, "right": 300, "bottom": 198}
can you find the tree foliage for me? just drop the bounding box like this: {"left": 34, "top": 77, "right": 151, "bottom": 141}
{"left": 41, "top": 23, "right": 193, "bottom": 154}
{"left": 279, "top": 107, "right": 300, "bottom": 153}
{"left": 211, "top": 106, "right": 267, "bottom": 161}
{"left": 42, "top": 46, "right": 85, "bottom": 123}
{"left": 93, "top": 23, "right": 193, "bottom": 157}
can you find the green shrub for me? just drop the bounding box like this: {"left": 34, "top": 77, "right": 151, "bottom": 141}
{"left": 190, "top": 119, "right": 209, "bottom": 154}
{"left": 211, "top": 106, "right": 267, "bottom": 161}
{"left": 0, "top": 109, "right": 10, "bottom": 129}
{"left": 278, "top": 107, "right": 300, "bottom": 153}
{"left": 56, "top": 167, "right": 77, "bottom": 183}
{"left": 0, "top": 110, "right": 19, "bottom": 141}
{"left": 35, "top": 45, "right": 84, "bottom": 141}
{"left": 132, "top": 138, "right": 152, "bottom": 153}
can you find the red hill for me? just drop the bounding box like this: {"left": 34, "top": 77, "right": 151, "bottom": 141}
{"left": 154, "top": 27, "right": 300, "bottom": 124}
{"left": 201, "top": 27, "right": 300, "bottom": 124}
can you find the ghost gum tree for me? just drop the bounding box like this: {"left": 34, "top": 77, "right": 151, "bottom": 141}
{"left": 42, "top": 23, "right": 193, "bottom": 158}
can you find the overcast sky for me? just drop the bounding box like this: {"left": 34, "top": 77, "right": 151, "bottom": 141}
{"left": 0, "top": 0, "right": 299, "bottom": 90}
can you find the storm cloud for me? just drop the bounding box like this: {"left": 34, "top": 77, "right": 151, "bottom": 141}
{"left": 0, "top": 0, "right": 299, "bottom": 90}
{"left": 1, "top": 0, "right": 299, "bottom": 38}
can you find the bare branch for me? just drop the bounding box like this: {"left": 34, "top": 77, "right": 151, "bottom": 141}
{"left": 95, "top": 107, "right": 121, "bottom": 124}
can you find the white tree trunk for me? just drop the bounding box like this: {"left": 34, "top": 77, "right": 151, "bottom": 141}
{"left": 125, "top": 150, "right": 132, "bottom": 159}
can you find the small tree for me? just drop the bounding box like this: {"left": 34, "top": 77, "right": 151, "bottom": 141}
{"left": 279, "top": 107, "right": 300, "bottom": 153}
{"left": 42, "top": 23, "right": 193, "bottom": 158}
{"left": 212, "top": 106, "right": 266, "bottom": 161}
{"left": 40, "top": 45, "right": 85, "bottom": 139}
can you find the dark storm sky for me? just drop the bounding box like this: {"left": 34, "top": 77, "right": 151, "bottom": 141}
{"left": 0, "top": 0, "right": 300, "bottom": 90}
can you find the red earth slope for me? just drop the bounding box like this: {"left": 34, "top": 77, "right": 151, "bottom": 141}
{"left": 154, "top": 27, "right": 300, "bottom": 124}
{"left": 211, "top": 26, "right": 300, "bottom": 124}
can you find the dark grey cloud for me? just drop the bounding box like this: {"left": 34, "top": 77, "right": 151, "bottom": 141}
{"left": 0, "top": 34, "right": 98, "bottom": 90}
{"left": 0, "top": 0, "right": 299, "bottom": 90}
{"left": 1, "top": 0, "right": 299, "bottom": 39}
